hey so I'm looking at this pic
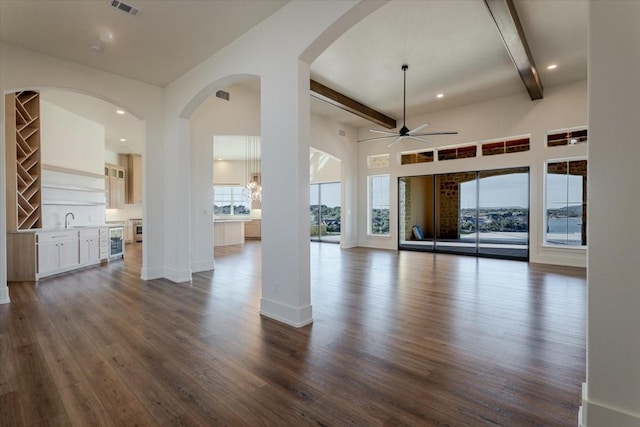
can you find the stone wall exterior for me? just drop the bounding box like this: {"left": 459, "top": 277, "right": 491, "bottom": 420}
{"left": 437, "top": 172, "right": 476, "bottom": 239}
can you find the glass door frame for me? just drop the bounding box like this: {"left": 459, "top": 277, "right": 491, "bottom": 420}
{"left": 310, "top": 181, "right": 341, "bottom": 244}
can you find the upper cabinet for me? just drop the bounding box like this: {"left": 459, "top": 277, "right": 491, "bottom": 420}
{"left": 105, "top": 163, "right": 125, "bottom": 209}
{"left": 126, "top": 154, "right": 142, "bottom": 204}
{"left": 5, "top": 91, "right": 42, "bottom": 231}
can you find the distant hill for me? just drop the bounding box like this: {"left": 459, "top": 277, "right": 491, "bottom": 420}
{"left": 548, "top": 205, "right": 583, "bottom": 217}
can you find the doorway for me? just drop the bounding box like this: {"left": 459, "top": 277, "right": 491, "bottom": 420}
{"left": 310, "top": 182, "right": 341, "bottom": 243}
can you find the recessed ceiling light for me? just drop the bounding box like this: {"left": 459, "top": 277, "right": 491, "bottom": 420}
{"left": 99, "top": 31, "right": 113, "bottom": 43}
{"left": 217, "top": 158, "right": 223, "bottom": 161}
{"left": 436, "top": 93, "right": 444, "bottom": 98}
{"left": 120, "top": 138, "right": 126, "bottom": 142}
{"left": 116, "top": 110, "right": 125, "bottom": 115}
{"left": 547, "top": 64, "right": 558, "bottom": 70}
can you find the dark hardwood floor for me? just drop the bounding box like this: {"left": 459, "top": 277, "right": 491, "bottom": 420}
{"left": 0, "top": 241, "right": 586, "bottom": 426}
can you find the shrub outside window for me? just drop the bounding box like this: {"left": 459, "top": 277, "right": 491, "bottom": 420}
{"left": 369, "top": 174, "right": 390, "bottom": 235}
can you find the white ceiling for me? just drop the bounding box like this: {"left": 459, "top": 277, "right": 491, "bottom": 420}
{"left": 0, "top": 0, "right": 288, "bottom": 88}
{"left": 310, "top": 0, "right": 587, "bottom": 127}
{"left": 1, "top": 0, "right": 587, "bottom": 154}
{"left": 40, "top": 89, "right": 144, "bottom": 155}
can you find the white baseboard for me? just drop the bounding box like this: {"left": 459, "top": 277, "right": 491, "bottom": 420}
{"left": 165, "top": 268, "right": 192, "bottom": 284}
{"left": 191, "top": 260, "right": 215, "bottom": 273}
{"left": 580, "top": 383, "right": 640, "bottom": 427}
{"left": 260, "top": 298, "right": 313, "bottom": 328}
{"left": 0, "top": 285, "right": 9, "bottom": 305}
{"left": 141, "top": 266, "right": 165, "bottom": 280}
{"left": 340, "top": 239, "right": 358, "bottom": 249}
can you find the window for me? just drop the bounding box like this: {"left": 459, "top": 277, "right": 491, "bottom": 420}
{"left": 369, "top": 175, "right": 390, "bottom": 235}
{"left": 545, "top": 160, "right": 587, "bottom": 246}
{"left": 547, "top": 129, "right": 588, "bottom": 147}
{"left": 213, "top": 186, "right": 250, "bottom": 216}
{"left": 367, "top": 154, "right": 390, "bottom": 169}
{"left": 400, "top": 150, "right": 434, "bottom": 165}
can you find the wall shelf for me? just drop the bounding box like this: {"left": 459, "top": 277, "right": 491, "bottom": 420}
{"left": 42, "top": 183, "right": 105, "bottom": 193}
{"left": 42, "top": 200, "right": 106, "bottom": 206}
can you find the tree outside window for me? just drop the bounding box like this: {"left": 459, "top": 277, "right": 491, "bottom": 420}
{"left": 369, "top": 175, "right": 390, "bottom": 235}
{"left": 213, "top": 186, "right": 250, "bottom": 216}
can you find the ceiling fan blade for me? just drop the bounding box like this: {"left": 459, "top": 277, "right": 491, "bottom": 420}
{"left": 412, "top": 131, "right": 458, "bottom": 136}
{"left": 408, "top": 136, "right": 432, "bottom": 144}
{"left": 358, "top": 135, "right": 399, "bottom": 143}
{"left": 369, "top": 129, "right": 398, "bottom": 135}
{"left": 409, "top": 123, "right": 431, "bottom": 134}
{"left": 387, "top": 135, "right": 404, "bottom": 147}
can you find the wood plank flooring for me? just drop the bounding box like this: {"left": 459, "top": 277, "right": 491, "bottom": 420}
{"left": 0, "top": 241, "right": 586, "bottom": 426}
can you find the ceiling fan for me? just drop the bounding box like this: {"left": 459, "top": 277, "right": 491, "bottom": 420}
{"left": 360, "top": 64, "right": 458, "bottom": 147}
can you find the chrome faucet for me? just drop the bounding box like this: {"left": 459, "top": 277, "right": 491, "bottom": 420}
{"left": 64, "top": 212, "right": 75, "bottom": 229}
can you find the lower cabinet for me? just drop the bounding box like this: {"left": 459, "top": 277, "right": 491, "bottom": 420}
{"left": 79, "top": 228, "right": 100, "bottom": 265}
{"left": 6, "top": 227, "right": 108, "bottom": 282}
{"left": 99, "top": 228, "right": 109, "bottom": 261}
{"left": 124, "top": 221, "right": 134, "bottom": 244}
{"left": 244, "top": 220, "right": 261, "bottom": 240}
{"left": 37, "top": 230, "right": 80, "bottom": 278}
{"left": 214, "top": 221, "right": 245, "bottom": 246}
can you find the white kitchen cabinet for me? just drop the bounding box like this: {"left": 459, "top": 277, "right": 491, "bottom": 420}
{"left": 36, "top": 230, "right": 79, "bottom": 278}
{"left": 79, "top": 228, "right": 100, "bottom": 265}
{"left": 99, "top": 227, "right": 109, "bottom": 261}
{"left": 214, "top": 220, "right": 246, "bottom": 246}
{"left": 37, "top": 241, "right": 62, "bottom": 275}
{"left": 7, "top": 227, "right": 106, "bottom": 281}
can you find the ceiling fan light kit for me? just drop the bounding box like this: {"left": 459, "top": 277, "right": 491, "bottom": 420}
{"left": 359, "top": 64, "right": 458, "bottom": 147}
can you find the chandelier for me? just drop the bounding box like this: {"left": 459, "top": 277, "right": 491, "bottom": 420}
{"left": 245, "top": 136, "right": 261, "bottom": 201}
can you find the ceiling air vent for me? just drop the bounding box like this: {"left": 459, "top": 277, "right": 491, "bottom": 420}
{"left": 108, "top": 0, "right": 140, "bottom": 16}
{"left": 216, "top": 90, "right": 230, "bottom": 101}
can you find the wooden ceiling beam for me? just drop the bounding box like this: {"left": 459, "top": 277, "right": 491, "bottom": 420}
{"left": 484, "top": 0, "right": 543, "bottom": 100}
{"left": 310, "top": 79, "right": 396, "bottom": 129}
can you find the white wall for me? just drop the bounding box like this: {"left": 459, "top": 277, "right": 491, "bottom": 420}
{"left": 310, "top": 114, "right": 359, "bottom": 248}
{"left": 580, "top": 2, "right": 640, "bottom": 426}
{"left": 38, "top": 100, "right": 107, "bottom": 229}
{"left": 40, "top": 100, "right": 104, "bottom": 174}
{"left": 357, "top": 79, "right": 588, "bottom": 267}
{"left": 310, "top": 149, "right": 341, "bottom": 184}
{"left": 189, "top": 82, "right": 261, "bottom": 273}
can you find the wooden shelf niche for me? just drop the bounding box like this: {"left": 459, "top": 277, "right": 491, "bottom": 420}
{"left": 5, "top": 91, "right": 42, "bottom": 230}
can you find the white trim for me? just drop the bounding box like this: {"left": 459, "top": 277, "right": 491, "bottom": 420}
{"left": 140, "top": 266, "right": 165, "bottom": 281}
{"left": 580, "top": 383, "right": 640, "bottom": 427}
{"left": 260, "top": 298, "right": 313, "bottom": 328}
{"left": 0, "top": 286, "right": 9, "bottom": 305}
{"left": 191, "top": 260, "right": 215, "bottom": 273}
{"left": 164, "top": 268, "right": 192, "bottom": 283}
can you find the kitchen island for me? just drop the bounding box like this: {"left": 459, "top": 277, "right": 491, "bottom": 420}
{"left": 214, "top": 219, "right": 249, "bottom": 247}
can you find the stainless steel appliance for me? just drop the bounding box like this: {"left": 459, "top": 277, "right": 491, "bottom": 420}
{"left": 131, "top": 219, "right": 143, "bottom": 242}
{"left": 109, "top": 226, "right": 125, "bottom": 260}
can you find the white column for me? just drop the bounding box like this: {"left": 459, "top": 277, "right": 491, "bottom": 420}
{"left": 160, "top": 116, "right": 193, "bottom": 283}
{"left": 189, "top": 126, "right": 215, "bottom": 273}
{"left": 580, "top": 2, "right": 640, "bottom": 426}
{"left": 0, "top": 98, "right": 9, "bottom": 304}
{"left": 259, "top": 59, "right": 312, "bottom": 327}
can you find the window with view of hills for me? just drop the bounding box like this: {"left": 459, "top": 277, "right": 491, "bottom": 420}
{"left": 545, "top": 160, "right": 587, "bottom": 246}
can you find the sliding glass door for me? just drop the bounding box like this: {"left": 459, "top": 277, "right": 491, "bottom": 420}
{"left": 398, "top": 167, "right": 529, "bottom": 260}
{"left": 477, "top": 167, "right": 529, "bottom": 258}
{"left": 310, "top": 182, "right": 341, "bottom": 243}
